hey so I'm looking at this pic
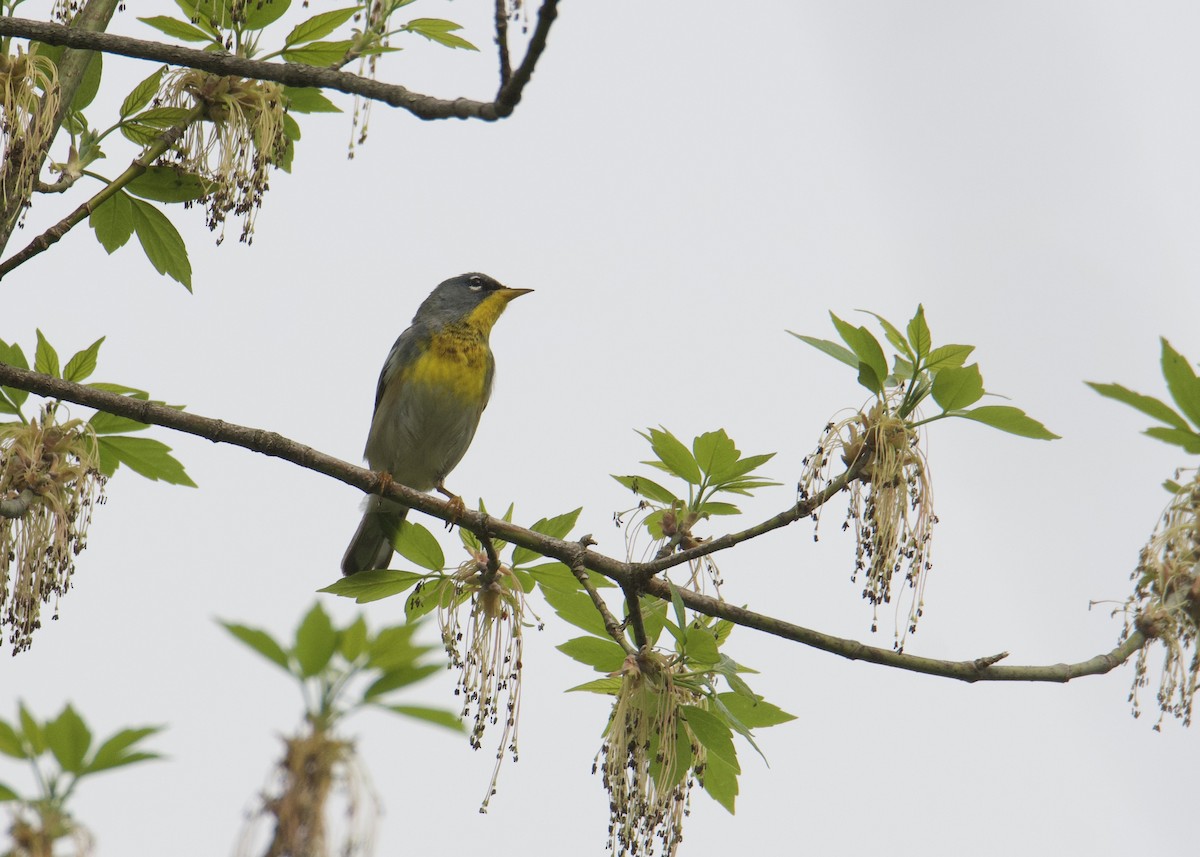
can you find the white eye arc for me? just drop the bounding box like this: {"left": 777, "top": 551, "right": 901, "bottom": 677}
{"left": 468, "top": 276, "right": 484, "bottom": 291}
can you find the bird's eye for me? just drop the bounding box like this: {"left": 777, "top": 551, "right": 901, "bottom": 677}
{"left": 468, "top": 276, "right": 484, "bottom": 292}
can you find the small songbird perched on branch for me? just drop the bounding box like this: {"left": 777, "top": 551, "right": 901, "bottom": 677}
{"left": 341, "top": 272, "right": 532, "bottom": 576}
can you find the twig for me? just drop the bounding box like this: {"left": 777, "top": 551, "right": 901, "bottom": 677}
{"left": 0, "top": 4, "right": 560, "bottom": 121}
{"left": 0, "top": 360, "right": 1149, "bottom": 684}
{"left": 570, "top": 536, "right": 635, "bottom": 656}
{"left": 494, "top": 0, "right": 512, "bottom": 87}
{"left": 0, "top": 106, "right": 203, "bottom": 281}
{"left": 621, "top": 583, "right": 649, "bottom": 650}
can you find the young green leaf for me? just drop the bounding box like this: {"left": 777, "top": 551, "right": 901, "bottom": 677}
{"left": 338, "top": 616, "right": 368, "bottom": 661}
{"left": 512, "top": 507, "right": 582, "bottom": 565}
{"left": 44, "top": 705, "right": 91, "bottom": 774}
{"left": 1085, "top": 382, "right": 1190, "bottom": 431}
{"left": 319, "top": 569, "right": 425, "bottom": 603}
{"left": 285, "top": 7, "right": 358, "bottom": 46}
{"left": 1144, "top": 427, "right": 1200, "bottom": 454}
{"left": 924, "top": 343, "right": 974, "bottom": 371}
{"left": 715, "top": 692, "right": 796, "bottom": 728}
{"left": 906, "top": 305, "right": 931, "bottom": 362}
{"left": 788, "top": 332, "right": 860, "bottom": 370}
{"left": 640, "top": 427, "right": 703, "bottom": 485}
{"left": 859, "top": 310, "right": 913, "bottom": 361}
{"left": 120, "top": 66, "right": 166, "bottom": 118}
{"left": 540, "top": 587, "right": 611, "bottom": 639}
{"left": 700, "top": 750, "right": 739, "bottom": 813}
{"left": 681, "top": 705, "right": 739, "bottom": 773}
{"left": 404, "top": 18, "right": 479, "bottom": 50}
{"left": 830, "top": 312, "right": 888, "bottom": 392}
{"left": 126, "top": 167, "right": 213, "bottom": 203}
{"left": 556, "top": 636, "right": 628, "bottom": 673}
{"left": 565, "top": 677, "right": 624, "bottom": 695}
{"left": 1160, "top": 338, "right": 1200, "bottom": 429}
{"left": 381, "top": 704, "right": 464, "bottom": 732}
{"left": 293, "top": 603, "right": 338, "bottom": 678}
{"left": 34, "top": 329, "right": 60, "bottom": 378}
{"left": 363, "top": 664, "right": 441, "bottom": 699}
{"left": 89, "top": 410, "right": 152, "bottom": 435}
{"left": 241, "top": 0, "right": 290, "bottom": 30}
{"left": 63, "top": 337, "right": 105, "bottom": 383}
{"left": 611, "top": 474, "right": 680, "bottom": 505}
{"left": 282, "top": 40, "right": 354, "bottom": 66}
{"left": 931, "top": 363, "right": 984, "bottom": 410}
{"left": 96, "top": 436, "right": 196, "bottom": 485}
{"left": 89, "top": 191, "right": 136, "bottom": 254}
{"left": 17, "top": 704, "right": 43, "bottom": 755}
{"left": 958, "top": 405, "right": 1059, "bottom": 440}
{"left": 283, "top": 86, "right": 342, "bottom": 114}
{"left": 0, "top": 783, "right": 18, "bottom": 802}
{"left": 392, "top": 520, "right": 445, "bottom": 571}
{"left": 682, "top": 625, "right": 721, "bottom": 666}
{"left": 0, "top": 719, "right": 25, "bottom": 759}
{"left": 219, "top": 622, "right": 291, "bottom": 673}
{"left": 84, "top": 726, "right": 164, "bottom": 774}
{"left": 138, "top": 15, "right": 214, "bottom": 42}
{"left": 130, "top": 199, "right": 192, "bottom": 290}
{"left": 693, "top": 429, "right": 739, "bottom": 480}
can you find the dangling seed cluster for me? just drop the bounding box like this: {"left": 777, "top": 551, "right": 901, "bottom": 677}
{"left": 0, "top": 47, "right": 60, "bottom": 218}
{"left": 439, "top": 549, "right": 526, "bottom": 812}
{"left": 596, "top": 652, "right": 703, "bottom": 857}
{"left": 800, "top": 394, "right": 937, "bottom": 650}
{"left": 1122, "top": 470, "right": 1200, "bottom": 728}
{"left": 0, "top": 407, "right": 105, "bottom": 654}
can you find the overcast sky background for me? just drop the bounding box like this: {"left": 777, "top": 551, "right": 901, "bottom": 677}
{"left": 3, "top": 1, "right": 1199, "bottom": 854}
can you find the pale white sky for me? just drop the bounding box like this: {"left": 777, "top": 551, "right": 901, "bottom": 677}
{"left": 4, "top": 1, "right": 1199, "bottom": 855}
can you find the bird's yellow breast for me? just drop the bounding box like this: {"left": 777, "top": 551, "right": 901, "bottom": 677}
{"left": 403, "top": 325, "right": 491, "bottom": 400}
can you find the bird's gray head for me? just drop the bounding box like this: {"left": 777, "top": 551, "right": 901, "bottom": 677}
{"left": 413, "top": 273, "right": 532, "bottom": 331}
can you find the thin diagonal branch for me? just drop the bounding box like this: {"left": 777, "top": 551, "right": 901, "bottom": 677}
{"left": 0, "top": 3, "right": 560, "bottom": 121}
{"left": 494, "top": 0, "right": 512, "bottom": 88}
{"left": 0, "top": 359, "right": 1148, "bottom": 685}
{"left": 570, "top": 537, "right": 636, "bottom": 656}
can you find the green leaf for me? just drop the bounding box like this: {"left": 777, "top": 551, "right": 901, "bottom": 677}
{"left": 696, "top": 501, "right": 740, "bottom": 516}
{"left": 18, "top": 704, "right": 43, "bottom": 755}
{"left": 220, "top": 622, "right": 291, "bottom": 673}
{"left": 89, "top": 190, "right": 135, "bottom": 254}
{"left": 339, "top": 616, "right": 368, "bottom": 661}
{"left": 859, "top": 310, "right": 913, "bottom": 361}
{"left": 924, "top": 343, "right": 974, "bottom": 371}
{"left": 640, "top": 596, "right": 667, "bottom": 647}
{"left": 700, "top": 749, "right": 738, "bottom": 813}
{"left": 1160, "top": 339, "right": 1200, "bottom": 429}
{"left": 130, "top": 199, "right": 192, "bottom": 290}
{"left": 931, "top": 363, "right": 984, "bottom": 410}
{"left": 651, "top": 718, "right": 694, "bottom": 790}
{"left": 683, "top": 625, "right": 721, "bottom": 666}
{"left": 716, "top": 692, "right": 796, "bottom": 728}
{"left": 71, "top": 52, "right": 102, "bottom": 111}
{"left": 120, "top": 66, "right": 165, "bottom": 118}
{"left": 830, "top": 312, "right": 888, "bottom": 393}
{"left": 681, "top": 705, "right": 739, "bottom": 772}
{"left": 381, "top": 704, "right": 464, "bottom": 732}
{"left": 640, "top": 427, "right": 702, "bottom": 485}
{"left": 392, "top": 521, "right": 445, "bottom": 571}
{"left": 138, "top": 15, "right": 214, "bottom": 42}
{"left": 693, "top": 430, "right": 739, "bottom": 480}
{"left": 96, "top": 436, "right": 196, "bottom": 485}
{"left": 404, "top": 18, "right": 478, "bottom": 50}
{"left": 525, "top": 562, "right": 583, "bottom": 593}
{"left": 283, "top": 86, "right": 341, "bottom": 114}
{"left": 241, "top": 0, "right": 291, "bottom": 30}
{"left": 787, "top": 332, "right": 859, "bottom": 370}
{"left": 44, "top": 705, "right": 91, "bottom": 774}
{"left": 709, "top": 451, "right": 776, "bottom": 486}
{"left": 958, "top": 405, "right": 1060, "bottom": 440}
{"left": 89, "top": 410, "right": 151, "bottom": 435}
{"left": 906, "top": 305, "right": 931, "bottom": 361}
{"left": 365, "top": 623, "right": 424, "bottom": 670}
{"left": 285, "top": 7, "right": 358, "bottom": 45}
{"left": 1086, "top": 382, "right": 1189, "bottom": 431}
{"left": 512, "top": 507, "right": 581, "bottom": 565}
{"left": 282, "top": 40, "right": 354, "bottom": 66}
{"left": 668, "top": 580, "right": 687, "bottom": 631}
{"left": 556, "top": 636, "right": 627, "bottom": 673}
{"left": 540, "top": 587, "right": 610, "bottom": 639}
{"left": 1144, "top": 426, "right": 1200, "bottom": 454}
{"left": 363, "top": 663, "right": 441, "bottom": 699}
{"left": 63, "top": 337, "right": 105, "bottom": 383}
{"left": 293, "top": 603, "right": 337, "bottom": 678}
{"left": 611, "top": 474, "right": 679, "bottom": 505}
{"left": 34, "top": 329, "right": 60, "bottom": 378}
{"left": 0, "top": 341, "right": 29, "bottom": 411}
{"left": 0, "top": 782, "right": 18, "bottom": 802}
{"left": 318, "top": 569, "right": 425, "bottom": 603}
{"left": 84, "top": 726, "right": 164, "bottom": 774}
{"left": 127, "top": 167, "right": 213, "bottom": 203}
{"left": 566, "top": 677, "right": 624, "bottom": 695}
{"left": 0, "top": 719, "right": 24, "bottom": 759}
{"left": 404, "top": 578, "right": 453, "bottom": 622}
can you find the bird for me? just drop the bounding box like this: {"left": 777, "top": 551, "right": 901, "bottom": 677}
{"left": 341, "top": 272, "right": 532, "bottom": 576}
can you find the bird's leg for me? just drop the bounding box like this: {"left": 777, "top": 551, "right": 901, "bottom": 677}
{"left": 436, "top": 481, "right": 466, "bottom": 529}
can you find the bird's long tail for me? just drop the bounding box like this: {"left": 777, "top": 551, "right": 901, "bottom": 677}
{"left": 341, "top": 495, "right": 407, "bottom": 576}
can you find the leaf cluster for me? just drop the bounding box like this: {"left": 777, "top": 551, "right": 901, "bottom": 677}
{"left": 792, "top": 306, "right": 1058, "bottom": 440}
{"left": 0, "top": 702, "right": 162, "bottom": 805}
{"left": 1088, "top": 337, "right": 1200, "bottom": 461}
{"left": 0, "top": 332, "right": 193, "bottom": 485}
{"left": 613, "top": 427, "right": 779, "bottom": 540}
{"left": 221, "top": 601, "right": 460, "bottom": 733}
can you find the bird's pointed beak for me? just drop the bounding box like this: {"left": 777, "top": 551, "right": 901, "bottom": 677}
{"left": 497, "top": 287, "right": 533, "bottom": 303}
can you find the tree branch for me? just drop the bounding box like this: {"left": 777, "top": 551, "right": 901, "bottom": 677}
{"left": 570, "top": 536, "right": 636, "bottom": 656}
{"left": 0, "top": 2, "right": 560, "bottom": 121}
{"left": 0, "top": 360, "right": 1146, "bottom": 685}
